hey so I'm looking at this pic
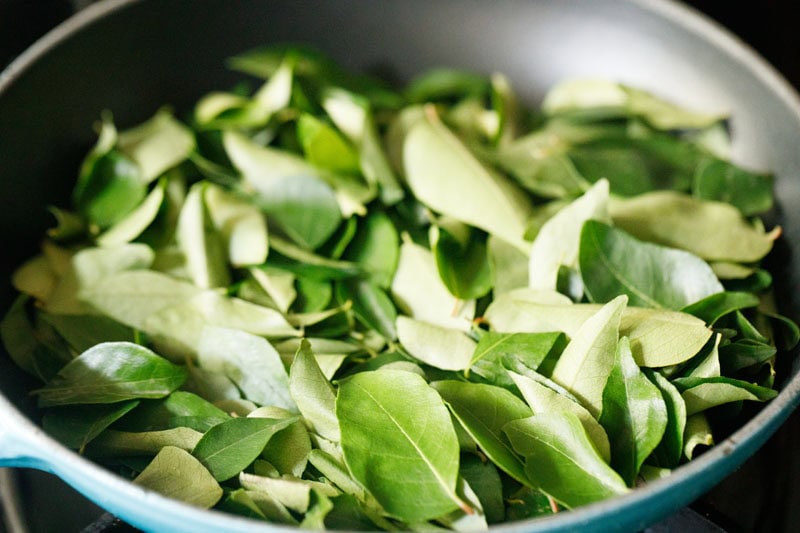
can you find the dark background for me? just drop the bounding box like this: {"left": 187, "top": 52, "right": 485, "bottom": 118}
{"left": 1, "top": 1, "right": 800, "bottom": 532}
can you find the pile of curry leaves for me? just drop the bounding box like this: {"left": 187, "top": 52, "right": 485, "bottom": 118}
{"left": 3, "top": 46, "right": 798, "bottom": 529}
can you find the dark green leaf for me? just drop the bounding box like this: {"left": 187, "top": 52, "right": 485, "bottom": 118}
{"left": 405, "top": 69, "right": 490, "bottom": 103}
{"left": 504, "top": 413, "right": 629, "bottom": 508}
{"left": 680, "top": 291, "right": 760, "bottom": 325}
{"left": 599, "top": 337, "right": 668, "bottom": 485}
{"left": 74, "top": 150, "right": 147, "bottom": 229}
{"left": 42, "top": 400, "right": 139, "bottom": 452}
{"left": 336, "top": 280, "right": 397, "bottom": 341}
{"left": 192, "top": 416, "right": 298, "bottom": 481}
{"left": 342, "top": 211, "right": 399, "bottom": 288}
{"left": 35, "top": 342, "right": 187, "bottom": 407}
{"left": 268, "top": 236, "right": 363, "bottom": 280}
{"left": 117, "top": 391, "right": 230, "bottom": 433}
{"left": 430, "top": 220, "right": 493, "bottom": 300}
{"left": 672, "top": 376, "right": 777, "bottom": 416}
{"left": 644, "top": 369, "right": 686, "bottom": 468}
{"left": 693, "top": 157, "right": 773, "bottom": 216}
{"left": 459, "top": 454, "right": 505, "bottom": 524}
{"left": 580, "top": 220, "right": 724, "bottom": 310}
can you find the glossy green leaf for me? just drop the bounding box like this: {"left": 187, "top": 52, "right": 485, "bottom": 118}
{"left": 43, "top": 400, "right": 140, "bottom": 452}
{"left": 509, "top": 371, "right": 611, "bottom": 464}
{"left": 644, "top": 369, "right": 686, "bottom": 468}
{"left": 96, "top": 178, "right": 166, "bottom": 247}
{"left": 337, "top": 280, "right": 396, "bottom": 341}
{"left": 118, "top": 391, "right": 230, "bottom": 433}
{"left": 74, "top": 150, "right": 147, "bottom": 230}
{"left": 134, "top": 446, "right": 223, "bottom": 509}
{"left": 298, "top": 113, "right": 361, "bottom": 174}
{"left": 680, "top": 291, "right": 760, "bottom": 325}
{"left": 251, "top": 408, "right": 311, "bottom": 477}
{"left": 673, "top": 376, "right": 777, "bottom": 416}
{"left": 580, "top": 220, "right": 724, "bottom": 309}
{"left": 35, "top": 342, "right": 186, "bottom": 407}
{"left": 268, "top": 236, "right": 363, "bottom": 280}
{"left": 610, "top": 191, "right": 779, "bottom": 263}
{"left": 433, "top": 380, "right": 532, "bottom": 485}
{"left": 396, "top": 316, "right": 476, "bottom": 371}
{"left": 468, "top": 331, "right": 566, "bottom": 386}
{"left": 599, "top": 337, "right": 668, "bottom": 485}
{"left": 193, "top": 416, "right": 297, "bottom": 481}
{"left": 289, "top": 339, "right": 340, "bottom": 441}
{"left": 693, "top": 157, "right": 773, "bottom": 217}
{"left": 197, "top": 326, "right": 296, "bottom": 411}
{"left": 550, "top": 296, "right": 626, "bottom": 417}
{"left": 430, "top": 219, "right": 493, "bottom": 300}
{"left": 337, "top": 370, "right": 465, "bottom": 522}
{"left": 402, "top": 106, "right": 533, "bottom": 250}
{"left": 504, "top": 413, "right": 629, "bottom": 508}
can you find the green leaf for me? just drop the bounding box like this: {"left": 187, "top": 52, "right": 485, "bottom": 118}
{"left": 391, "top": 239, "right": 476, "bottom": 331}
{"left": 459, "top": 454, "right": 505, "bottom": 524}
{"left": 134, "top": 446, "right": 223, "bottom": 509}
{"left": 644, "top": 369, "right": 687, "bottom": 468}
{"left": 405, "top": 69, "right": 490, "bottom": 103}
{"left": 680, "top": 291, "right": 760, "bottom": 325}
{"left": 609, "top": 191, "right": 779, "bottom": 263}
{"left": 599, "top": 337, "right": 668, "bottom": 485}
{"left": 43, "top": 400, "right": 140, "bottom": 452}
{"left": 192, "top": 416, "right": 298, "bottom": 481}
{"left": 96, "top": 178, "right": 166, "bottom": 247}
{"left": 268, "top": 236, "right": 363, "bottom": 280}
{"left": 432, "top": 380, "right": 532, "bottom": 485}
{"left": 396, "top": 316, "right": 476, "bottom": 371}
{"left": 87, "top": 427, "right": 203, "bottom": 457}
{"left": 430, "top": 220, "right": 493, "bottom": 300}
{"left": 343, "top": 211, "right": 399, "bottom": 288}
{"left": 684, "top": 413, "right": 714, "bottom": 459}
{"left": 337, "top": 370, "right": 465, "bottom": 522}
{"left": 297, "top": 113, "right": 361, "bottom": 174}
{"left": 74, "top": 150, "right": 147, "bottom": 230}
{"left": 508, "top": 371, "right": 611, "bottom": 464}
{"left": 257, "top": 173, "right": 342, "bottom": 250}
{"left": 35, "top": 342, "right": 186, "bottom": 407}
{"left": 504, "top": 413, "right": 629, "bottom": 508}
{"left": 197, "top": 326, "right": 296, "bottom": 411}
{"left": 117, "top": 391, "right": 230, "bottom": 433}
{"left": 580, "top": 220, "right": 724, "bottom": 310}
{"left": 672, "top": 376, "right": 777, "bottom": 416}
{"left": 116, "top": 109, "right": 195, "bottom": 183}
{"left": 239, "top": 473, "right": 339, "bottom": 514}
{"left": 485, "top": 290, "right": 711, "bottom": 368}
{"left": 176, "top": 182, "right": 231, "bottom": 289}
{"left": 337, "top": 280, "right": 397, "bottom": 341}
{"left": 252, "top": 408, "right": 312, "bottom": 477}
{"left": 528, "top": 179, "right": 610, "bottom": 294}
{"left": 205, "top": 183, "right": 269, "bottom": 267}
{"left": 693, "top": 157, "right": 773, "bottom": 217}
{"left": 487, "top": 235, "right": 529, "bottom": 296}
{"left": 468, "top": 331, "right": 566, "bottom": 386}
{"left": 289, "top": 339, "right": 340, "bottom": 441}
{"left": 402, "top": 106, "right": 533, "bottom": 250}
{"left": 550, "top": 296, "right": 626, "bottom": 417}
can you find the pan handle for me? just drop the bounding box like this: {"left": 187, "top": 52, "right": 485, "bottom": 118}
{"left": 0, "top": 402, "right": 53, "bottom": 470}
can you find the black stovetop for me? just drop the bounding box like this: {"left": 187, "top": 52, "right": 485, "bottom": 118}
{"left": 1, "top": 2, "right": 799, "bottom": 532}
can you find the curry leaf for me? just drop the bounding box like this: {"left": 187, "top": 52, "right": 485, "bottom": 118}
{"left": 396, "top": 316, "right": 476, "bottom": 371}
{"left": 580, "top": 220, "right": 724, "bottom": 310}
{"left": 134, "top": 446, "right": 223, "bottom": 509}
{"left": 693, "top": 157, "right": 773, "bottom": 217}
{"left": 192, "top": 416, "right": 298, "bottom": 481}
{"left": 504, "top": 413, "right": 629, "bottom": 508}
{"left": 35, "top": 342, "right": 186, "bottom": 407}
{"left": 432, "top": 380, "right": 532, "bottom": 485}
{"left": 42, "top": 400, "right": 140, "bottom": 452}
{"left": 431, "top": 219, "right": 493, "bottom": 300}
{"left": 289, "top": 339, "right": 340, "bottom": 441}
{"left": 673, "top": 376, "right": 777, "bottom": 416}
{"left": 550, "top": 296, "right": 626, "bottom": 417}
{"left": 337, "top": 369, "right": 465, "bottom": 522}
{"left": 599, "top": 337, "right": 668, "bottom": 485}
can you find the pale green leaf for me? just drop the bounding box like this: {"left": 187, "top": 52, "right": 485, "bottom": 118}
{"left": 397, "top": 316, "right": 476, "bottom": 371}
{"left": 134, "top": 446, "right": 223, "bottom": 509}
